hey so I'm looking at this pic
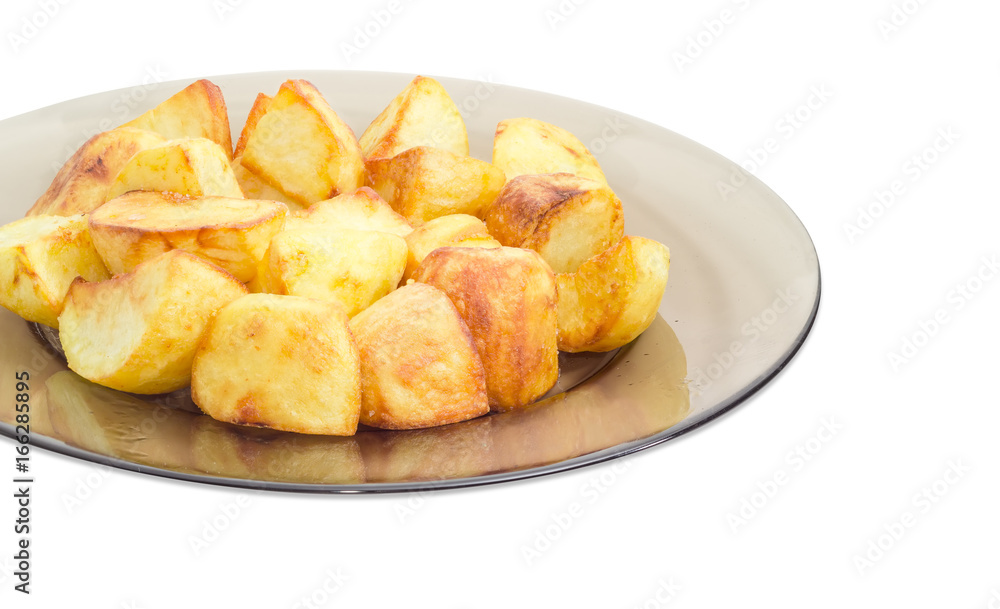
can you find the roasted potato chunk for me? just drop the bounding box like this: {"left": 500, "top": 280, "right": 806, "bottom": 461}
{"left": 485, "top": 173, "right": 624, "bottom": 273}
{"left": 106, "top": 137, "right": 243, "bottom": 200}
{"left": 241, "top": 79, "right": 364, "bottom": 205}
{"left": 89, "top": 191, "right": 287, "bottom": 282}
{"left": 259, "top": 228, "right": 407, "bottom": 317}
{"left": 284, "top": 187, "right": 412, "bottom": 237}
{"left": 121, "top": 79, "right": 234, "bottom": 158}
{"left": 557, "top": 236, "right": 670, "bottom": 352}
{"left": 28, "top": 128, "right": 167, "bottom": 216}
{"left": 58, "top": 249, "right": 248, "bottom": 394}
{"left": 191, "top": 293, "right": 361, "bottom": 436}
{"left": 232, "top": 154, "right": 302, "bottom": 208}
{"left": 366, "top": 146, "right": 505, "bottom": 225}
{"left": 413, "top": 246, "right": 558, "bottom": 411}
{"left": 493, "top": 117, "right": 608, "bottom": 185}
{"left": 233, "top": 92, "right": 272, "bottom": 158}
{"left": 349, "top": 282, "right": 488, "bottom": 429}
{"left": 402, "top": 214, "right": 500, "bottom": 281}
{"left": 0, "top": 214, "right": 109, "bottom": 327}
{"left": 360, "top": 75, "right": 468, "bottom": 160}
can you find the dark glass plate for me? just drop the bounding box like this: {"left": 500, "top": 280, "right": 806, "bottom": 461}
{"left": 0, "top": 71, "right": 820, "bottom": 492}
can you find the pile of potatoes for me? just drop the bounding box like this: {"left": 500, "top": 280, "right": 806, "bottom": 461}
{"left": 0, "top": 76, "right": 670, "bottom": 435}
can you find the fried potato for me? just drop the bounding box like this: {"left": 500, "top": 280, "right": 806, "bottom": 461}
{"left": 58, "top": 249, "right": 248, "bottom": 394}
{"left": 493, "top": 117, "right": 608, "bottom": 185}
{"left": 0, "top": 214, "right": 109, "bottom": 327}
{"left": 402, "top": 214, "right": 500, "bottom": 281}
{"left": 349, "top": 282, "right": 488, "bottom": 429}
{"left": 88, "top": 191, "right": 287, "bottom": 282}
{"left": 191, "top": 293, "right": 361, "bottom": 436}
{"left": 28, "top": 128, "right": 167, "bottom": 216}
{"left": 360, "top": 75, "right": 468, "bottom": 160}
{"left": 259, "top": 228, "right": 407, "bottom": 317}
{"left": 231, "top": 154, "right": 302, "bottom": 209}
{"left": 241, "top": 79, "right": 364, "bottom": 205}
{"left": 284, "top": 187, "right": 412, "bottom": 237}
{"left": 233, "top": 92, "right": 272, "bottom": 158}
{"left": 413, "top": 246, "right": 558, "bottom": 411}
{"left": 557, "top": 236, "right": 670, "bottom": 352}
{"left": 121, "top": 79, "right": 234, "bottom": 159}
{"left": 366, "top": 146, "right": 505, "bottom": 225}
{"left": 105, "top": 137, "right": 243, "bottom": 201}
{"left": 485, "top": 173, "right": 623, "bottom": 274}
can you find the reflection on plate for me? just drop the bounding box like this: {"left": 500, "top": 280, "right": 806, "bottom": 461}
{"left": 0, "top": 71, "right": 820, "bottom": 492}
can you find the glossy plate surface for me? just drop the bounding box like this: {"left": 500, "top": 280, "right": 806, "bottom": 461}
{"left": 0, "top": 71, "right": 820, "bottom": 492}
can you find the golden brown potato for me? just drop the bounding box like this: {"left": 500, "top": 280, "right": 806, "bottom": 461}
{"left": 349, "top": 282, "right": 488, "bottom": 429}
{"left": 231, "top": 154, "right": 303, "bottom": 209}
{"left": 191, "top": 293, "right": 361, "bottom": 436}
{"left": 413, "top": 246, "right": 558, "bottom": 411}
{"left": 241, "top": 79, "right": 364, "bottom": 205}
{"left": 121, "top": 79, "right": 234, "bottom": 159}
{"left": 493, "top": 117, "right": 608, "bottom": 185}
{"left": 485, "top": 173, "right": 624, "bottom": 274}
{"left": 28, "top": 128, "right": 167, "bottom": 216}
{"left": 366, "top": 146, "right": 505, "bottom": 225}
{"left": 360, "top": 75, "right": 468, "bottom": 160}
{"left": 233, "top": 92, "right": 272, "bottom": 158}
{"left": 402, "top": 214, "right": 500, "bottom": 281}
{"left": 284, "top": 187, "right": 412, "bottom": 237}
{"left": 88, "top": 191, "right": 287, "bottom": 282}
{"left": 58, "top": 249, "right": 248, "bottom": 394}
{"left": 105, "top": 137, "right": 244, "bottom": 201}
{"left": 259, "top": 228, "right": 407, "bottom": 317}
{"left": 557, "top": 236, "right": 670, "bottom": 352}
{"left": 0, "top": 214, "right": 109, "bottom": 327}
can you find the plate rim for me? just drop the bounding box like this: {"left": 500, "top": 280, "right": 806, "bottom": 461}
{"left": 0, "top": 69, "right": 823, "bottom": 494}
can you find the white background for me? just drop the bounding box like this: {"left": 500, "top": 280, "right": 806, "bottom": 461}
{"left": 1, "top": 0, "right": 998, "bottom": 607}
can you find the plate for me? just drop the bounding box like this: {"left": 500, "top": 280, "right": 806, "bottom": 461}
{"left": 0, "top": 71, "right": 820, "bottom": 492}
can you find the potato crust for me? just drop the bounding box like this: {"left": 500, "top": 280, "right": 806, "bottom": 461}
{"left": 485, "top": 173, "right": 624, "bottom": 273}
{"left": 191, "top": 293, "right": 361, "bottom": 436}
{"left": 556, "top": 236, "right": 670, "bottom": 352}
{"left": 350, "top": 282, "right": 489, "bottom": 429}
{"left": 360, "top": 75, "right": 469, "bottom": 160}
{"left": 58, "top": 249, "right": 248, "bottom": 394}
{"left": 413, "top": 246, "right": 558, "bottom": 411}
{"left": 89, "top": 191, "right": 287, "bottom": 281}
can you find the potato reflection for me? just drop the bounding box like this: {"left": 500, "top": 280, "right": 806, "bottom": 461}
{"left": 359, "top": 315, "right": 689, "bottom": 482}
{"left": 28, "top": 314, "right": 687, "bottom": 487}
